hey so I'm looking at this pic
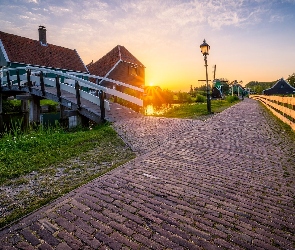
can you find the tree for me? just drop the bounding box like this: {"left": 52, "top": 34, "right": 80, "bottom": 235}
{"left": 245, "top": 81, "right": 275, "bottom": 94}
{"left": 287, "top": 73, "right": 295, "bottom": 87}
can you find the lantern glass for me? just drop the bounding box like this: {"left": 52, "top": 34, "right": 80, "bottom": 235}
{"left": 200, "top": 39, "right": 210, "bottom": 55}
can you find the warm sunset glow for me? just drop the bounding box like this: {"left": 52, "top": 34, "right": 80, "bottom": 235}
{"left": 145, "top": 105, "right": 154, "bottom": 116}
{"left": 1, "top": 1, "right": 294, "bottom": 92}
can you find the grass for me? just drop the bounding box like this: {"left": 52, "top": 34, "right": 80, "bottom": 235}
{"left": 0, "top": 123, "right": 135, "bottom": 228}
{"left": 156, "top": 98, "right": 240, "bottom": 119}
{"left": 0, "top": 123, "right": 133, "bottom": 184}
{"left": 2, "top": 99, "right": 58, "bottom": 113}
{"left": 257, "top": 101, "right": 295, "bottom": 140}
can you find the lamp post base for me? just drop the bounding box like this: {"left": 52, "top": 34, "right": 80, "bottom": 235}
{"left": 207, "top": 93, "right": 211, "bottom": 114}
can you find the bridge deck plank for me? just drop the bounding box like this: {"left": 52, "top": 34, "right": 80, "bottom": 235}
{"left": 1, "top": 85, "right": 142, "bottom": 123}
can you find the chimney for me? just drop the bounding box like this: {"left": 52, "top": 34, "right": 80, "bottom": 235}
{"left": 38, "top": 25, "right": 47, "bottom": 45}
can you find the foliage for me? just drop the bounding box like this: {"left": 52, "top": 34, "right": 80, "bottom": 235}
{"left": 0, "top": 123, "right": 135, "bottom": 227}
{"left": 226, "top": 95, "right": 239, "bottom": 103}
{"left": 194, "top": 84, "right": 207, "bottom": 92}
{"left": 2, "top": 99, "right": 21, "bottom": 113}
{"left": 0, "top": 123, "right": 129, "bottom": 184}
{"left": 190, "top": 79, "right": 230, "bottom": 97}
{"left": 287, "top": 73, "right": 295, "bottom": 87}
{"left": 175, "top": 91, "right": 193, "bottom": 103}
{"left": 245, "top": 81, "right": 276, "bottom": 94}
{"left": 2, "top": 99, "right": 58, "bottom": 114}
{"left": 161, "top": 89, "right": 174, "bottom": 104}
{"left": 221, "top": 82, "right": 230, "bottom": 95}
{"left": 156, "top": 98, "right": 240, "bottom": 118}
{"left": 195, "top": 94, "right": 206, "bottom": 103}
{"left": 244, "top": 72, "right": 295, "bottom": 94}
{"left": 40, "top": 100, "right": 59, "bottom": 112}
{"left": 144, "top": 86, "right": 177, "bottom": 106}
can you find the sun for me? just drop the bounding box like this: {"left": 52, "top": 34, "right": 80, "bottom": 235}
{"left": 148, "top": 82, "right": 154, "bottom": 86}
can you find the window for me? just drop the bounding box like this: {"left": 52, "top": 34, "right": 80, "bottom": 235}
{"left": 129, "top": 66, "right": 138, "bottom": 76}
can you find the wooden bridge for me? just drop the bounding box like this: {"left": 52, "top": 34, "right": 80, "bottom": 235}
{"left": 0, "top": 66, "right": 144, "bottom": 124}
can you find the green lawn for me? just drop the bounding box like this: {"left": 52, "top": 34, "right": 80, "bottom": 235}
{"left": 156, "top": 98, "right": 240, "bottom": 119}
{"left": 0, "top": 124, "right": 133, "bottom": 184}
{"left": 0, "top": 123, "right": 135, "bottom": 227}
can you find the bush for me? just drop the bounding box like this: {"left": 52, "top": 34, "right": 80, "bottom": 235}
{"left": 226, "top": 95, "right": 239, "bottom": 103}
{"left": 40, "top": 100, "right": 58, "bottom": 113}
{"left": 2, "top": 99, "right": 21, "bottom": 113}
{"left": 195, "top": 94, "right": 206, "bottom": 103}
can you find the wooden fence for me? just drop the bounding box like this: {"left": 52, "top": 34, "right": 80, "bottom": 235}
{"left": 250, "top": 95, "right": 295, "bottom": 131}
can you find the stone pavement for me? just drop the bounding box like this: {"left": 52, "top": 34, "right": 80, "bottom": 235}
{"left": 0, "top": 98, "right": 295, "bottom": 249}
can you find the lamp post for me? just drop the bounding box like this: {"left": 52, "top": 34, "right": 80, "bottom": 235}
{"left": 200, "top": 39, "right": 211, "bottom": 114}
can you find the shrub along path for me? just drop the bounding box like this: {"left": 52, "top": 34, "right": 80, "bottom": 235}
{"left": 0, "top": 98, "right": 295, "bottom": 249}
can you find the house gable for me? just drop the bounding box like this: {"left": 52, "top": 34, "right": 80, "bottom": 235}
{"left": 0, "top": 29, "right": 88, "bottom": 73}
{"left": 109, "top": 62, "right": 144, "bottom": 88}
{"left": 87, "top": 45, "right": 145, "bottom": 87}
{"left": 264, "top": 78, "right": 295, "bottom": 95}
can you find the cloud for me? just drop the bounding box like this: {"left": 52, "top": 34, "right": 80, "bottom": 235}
{"left": 270, "top": 14, "right": 285, "bottom": 22}
{"left": 26, "top": 0, "right": 39, "bottom": 3}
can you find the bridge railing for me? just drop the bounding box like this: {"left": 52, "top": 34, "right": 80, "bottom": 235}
{"left": 0, "top": 66, "right": 144, "bottom": 111}
{"left": 250, "top": 95, "right": 295, "bottom": 131}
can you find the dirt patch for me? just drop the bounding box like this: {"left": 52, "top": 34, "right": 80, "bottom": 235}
{"left": 0, "top": 141, "right": 134, "bottom": 228}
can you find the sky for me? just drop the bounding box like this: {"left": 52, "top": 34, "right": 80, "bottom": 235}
{"left": 0, "top": 0, "right": 295, "bottom": 91}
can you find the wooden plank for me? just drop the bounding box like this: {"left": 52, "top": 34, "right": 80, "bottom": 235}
{"left": 20, "top": 75, "right": 27, "bottom": 81}
{"left": 31, "top": 75, "right": 40, "bottom": 86}
{"left": 80, "top": 90, "right": 99, "bottom": 105}
{"left": 68, "top": 71, "right": 144, "bottom": 92}
{"left": 10, "top": 75, "right": 17, "bottom": 81}
{"left": 60, "top": 83, "right": 75, "bottom": 95}
{"left": 16, "top": 95, "right": 32, "bottom": 100}
{"left": 107, "top": 88, "right": 143, "bottom": 106}
{"left": 44, "top": 78, "right": 56, "bottom": 87}
{"left": 251, "top": 95, "right": 295, "bottom": 131}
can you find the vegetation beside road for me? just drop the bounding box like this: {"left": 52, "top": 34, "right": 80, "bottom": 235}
{"left": 0, "top": 89, "right": 240, "bottom": 228}
{"left": 0, "top": 124, "right": 131, "bottom": 184}
{"left": 2, "top": 99, "right": 58, "bottom": 114}
{"left": 156, "top": 96, "right": 240, "bottom": 119}
{"left": 0, "top": 123, "right": 135, "bottom": 228}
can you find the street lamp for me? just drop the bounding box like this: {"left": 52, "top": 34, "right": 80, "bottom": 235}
{"left": 200, "top": 39, "right": 211, "bottom": 113}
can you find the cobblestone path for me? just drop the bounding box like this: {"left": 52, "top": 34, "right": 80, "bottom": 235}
{"left": 1, "top": 98, "right": 295, "bottom": 249}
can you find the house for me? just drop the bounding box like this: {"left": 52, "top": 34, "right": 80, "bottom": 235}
{"left": 87, "top": 45, "right": 145, "bottom": 91}
{"left": 0, "top": 26, "right": 88, "bottom": 75}
{"left": 230, "top": 81, "right": 246, "bottom": 97}
{"left": 263, "top": 78, "right": 295, "bottom": 95}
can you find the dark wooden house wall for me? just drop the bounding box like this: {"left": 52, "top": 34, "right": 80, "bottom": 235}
{"left": 109, "top": 62, "right": 145, "bottom": 88}
{"left": 264, "top": 80, "right": 295, "bottom": 95}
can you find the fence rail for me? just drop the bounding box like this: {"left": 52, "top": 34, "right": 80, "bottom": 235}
{"left": 250, "top": 95, "right": 295, "bottom": 131}
{"left": 0, "top": 66, "right": 144, "bottom": 123}
{"left": 1, "top": 66, "right": 143, "bottom": 107}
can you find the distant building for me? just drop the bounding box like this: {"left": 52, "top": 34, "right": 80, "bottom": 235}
{"left": 0, "top": 26, "right": 88, "bottom": 74}
{"left": 87, "top": 45, "right": 145, "bottom": 90}
{"left": 263, "top": 78, "right": 295, "bottom": 95}
{"left": 230, "top": 81, "right": 246, "bottom": 97}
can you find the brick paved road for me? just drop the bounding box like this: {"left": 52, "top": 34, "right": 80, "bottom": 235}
{"left": 1, "top": 98, "right": 295, "bottom": 249}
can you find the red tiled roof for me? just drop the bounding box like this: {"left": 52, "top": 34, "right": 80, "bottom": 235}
{"left": 0, "top": 31, "right": 88, "bottom": 72}
{"left": 87, "top": 45, "right": 144, "bottom": 77}
{"left": 119, "top": 46, "right": 144, "bottom": 67}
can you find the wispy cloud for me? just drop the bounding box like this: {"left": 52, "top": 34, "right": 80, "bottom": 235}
{"left": 0, "top": 0, "right": 294, "bottom": 88}
{"left": 26, "top": 0, "right": 39, "bottom": 3}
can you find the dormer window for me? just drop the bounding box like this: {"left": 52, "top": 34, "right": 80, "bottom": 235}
{"left": 129, "top": 65, "right": 138, "bottom": 76}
